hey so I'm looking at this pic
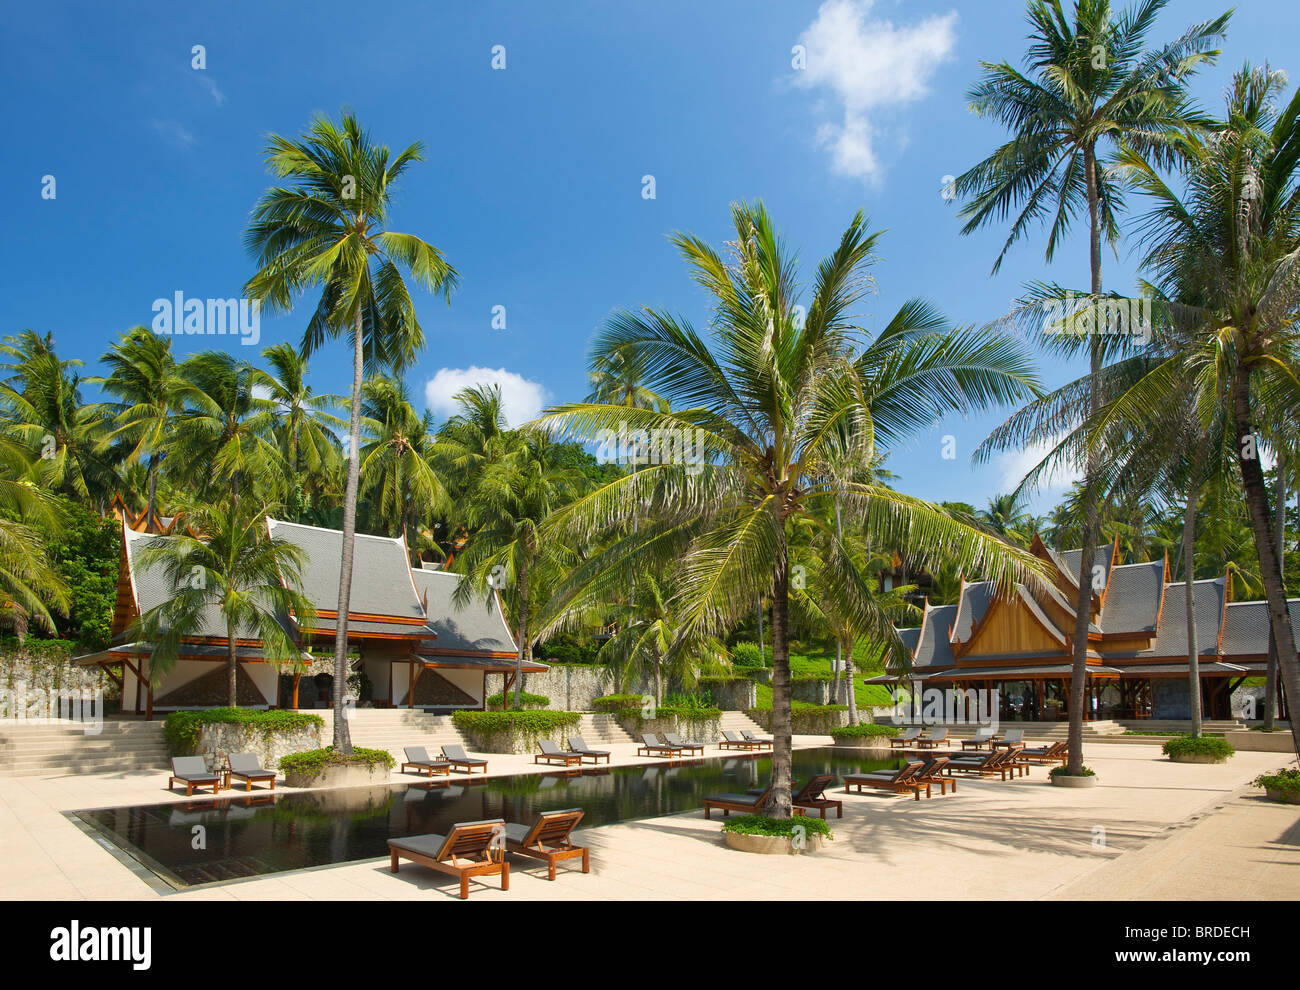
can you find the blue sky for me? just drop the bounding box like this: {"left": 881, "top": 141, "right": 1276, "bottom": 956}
{"left": 2, "top": 0, "right": 1295, "bottom": 513}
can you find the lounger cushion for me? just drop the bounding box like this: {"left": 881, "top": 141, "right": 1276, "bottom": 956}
{"left": 707, "top": 793, "right": 762, "bottom": 804}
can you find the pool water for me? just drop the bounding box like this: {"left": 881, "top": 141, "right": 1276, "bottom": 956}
{"left": 73, "top": 748, "right": 902, "bottom": 888}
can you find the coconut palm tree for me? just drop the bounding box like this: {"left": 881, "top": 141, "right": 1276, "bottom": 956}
{"left": 90, "top": 327, "right": 185, "bottom": 530}
{"left": 0, "top": 435, "right": 69, "bottom": 636}
{"left": 956, "top": 0, "right": 1230, "bottom": 773}
{"left": 244, "top": 110, "right": 458, "bottom": 753}
{"left": 537, "top": 202, "right": 1044, "bottom": 816}
{"left": 131, "top": 500, "right": 315, "bottom": 708}
{"left": 358, "top": 376, "right": 451, "bottom": 554}
{"left": 979, "top": 492, "right": 1034, "bottom": 545}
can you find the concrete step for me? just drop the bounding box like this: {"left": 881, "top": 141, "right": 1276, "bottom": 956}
{"left": 572, "top": 714, "right": 635, "bottom": 745}
{"left": 718, "top": 711, "right": 772, "bottom": 737}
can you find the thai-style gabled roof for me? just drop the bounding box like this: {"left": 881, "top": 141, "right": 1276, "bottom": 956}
{"left": 1097, "top": 559, "right": 1167, "bottom": 635}
{"left": 1219, "top": 599, "right": 1300, "bottom": 657}
{"left": 911, "top": 601, "right": 958, "bottom": 668}
{"left": 1057, "top": 541, "right": 1117, "bottom": 593}
{"left": 950, "top": 580, "right": 995, "bottom": 644}
{"left": 409, "top": 567, "right": 520, "bottom": 658}
{"left": 1109, "top": 578, "right": 1227, "bottom": 659}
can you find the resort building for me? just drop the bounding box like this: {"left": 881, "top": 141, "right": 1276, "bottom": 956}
{"left": 874, "top": 535, "right": 1300, "bottom": 722}
{"left": 74, "top": 503, "right": 541, "bottom": 717}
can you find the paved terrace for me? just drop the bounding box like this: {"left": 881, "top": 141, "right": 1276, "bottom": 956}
{"left": 1, "top": 738, "right": 1297, "bottom": 901}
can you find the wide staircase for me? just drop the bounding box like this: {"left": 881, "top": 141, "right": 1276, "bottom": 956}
{"left": 925, "top": 720, "right": 1128, "bottom": 741}
{"left": 718, "top": 711, "right": 773, "bottom": 738}
{"left": 0, "top": 719, "right": 169, "bottom": 777}
{"left": 572, "top": 713, "right": 636, "bottom": 746}
{"left": 316, "top": 708, "right": 469, "bottom": 756}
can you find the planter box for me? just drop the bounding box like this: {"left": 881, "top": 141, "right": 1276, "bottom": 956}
{"left": 1225, "top": 730, "right": 1296, "bottom": 753}
{"left": 833, "top": 737, "right": 894, "bottom": 753}
{"left": 724, "top": 830, "right": 828, "bottom": 855}
{"left": 1168, "top": 753, "right": 1231, "bottom": 765}
{"left": 192, "top": 722, "right": 323, "bottom": 773}
{"left": 455, "top": 721, "right": 583, "bottom": 755}
{"left": 613, "top": 714, "right": 722, "bottom": 745}
{"left": 283, "top": 762, "right": 390, "bottom": 789}
{"left": 1051, "top": 774, "right": 1099, "bottom": 788}
{"left": 1263, "top": 788, "right": 1300, "bottom": 805}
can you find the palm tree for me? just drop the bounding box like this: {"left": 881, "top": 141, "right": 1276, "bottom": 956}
{"left": 956, "top": 0, "right": 1229, "bottom": 773}
{"left": 90, "top": 327, "right": 184, "bottom": 530}
{"left": 244, "top": 111, "right": 458, "bottom": 753}
{"left": 131, "top": 500, "right": 315, "bottom": 708}
{"left": 167, "top": 351, "right": 282, "bottom": 506}
{"left": 538, "top": 202, "right": 1044, "bottom": 816}
{"left": 1101, "top": 66, "right": 1300, "bottom": 749}
{"left": 358, "top": 376, "right": 451, "bottom": 554}
{"left": 0, "top": 435, "right": 69, "bottom": 636}
{"left": 253, "top": 343, "right": 345, "bottom": 519}
{"left": 0, "top": 331, "right": 116, "bottom": 505}
{"left": 978, "top": 492, "right": 1034, "bottom": 545}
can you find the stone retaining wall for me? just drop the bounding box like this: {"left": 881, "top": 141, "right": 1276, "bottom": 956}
{"left": 190, "top": 721, "right": 324, "bottom": 773}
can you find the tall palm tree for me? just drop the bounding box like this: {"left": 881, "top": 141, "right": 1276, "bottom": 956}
{"left": 243, "top": 111, "right": 459, "bottom": 752}
{"left": 979, "top": 492, "right": 1033, "bottom": 545}
{"left": 1102, "top": 66, "right": 1300, "bottom": 750}
{"left": 253, "top": 342, "right": 345, "bottom": 519}
{"left": 132, "top": 500, "right": 315, "bottom": 708}
{"left": 955, "top": 0, "right": 1229, "bottom": 773}
{"left": 90, "top": 327, "right": 184, "bottom": 530}
{"left": 0, "top": 435, "right": 69, "bottom": 636}
{"left": 358, "top": 376, "right": 451, "bottom": 553}
{"left": 0, "top": 331, "right": 116, "bottom": 506}
{"left": 538, "top": 202, "right": 1044, "bottom": 816}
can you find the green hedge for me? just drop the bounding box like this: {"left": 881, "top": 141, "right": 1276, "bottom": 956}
{"left": 484, "top": 691, "right": 550, "bottom": 709}
{"left": 721, "top": 813, "right": 833, "bottom": 839}
{"left": 1253, "top": 768, "right": 1300, "bottom": 793}
{"left": 830, "top": 722, "right": 899, "bottom": 739}
{"left": 1049, "top": 764, "right": 1096, "bottom": 777}
{"left": 1162, "top": 736, "right": 1235, "bottom": 759}
{"left": 164, "top": 707, "right": 324, "bottom": 754}
{"left": 593, "top": 694, "right": 647, "bottom": 713}
{"left": 278, "top": 745, "right": 394, "bottom": 774}
{"left": 452, "top": 710, "right": 582, "bottom": 735}
{"left": 730, "top": 641, "right": 765, "bottom": 667}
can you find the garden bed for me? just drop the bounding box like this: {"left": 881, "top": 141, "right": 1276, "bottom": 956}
{"left": 278, "top": 746, "right": 394, "bottom": 788}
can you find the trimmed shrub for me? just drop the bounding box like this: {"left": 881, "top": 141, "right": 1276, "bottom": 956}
{"left": 830, "top": 722, "right": 898, "bottom": 739}
{"left": 1162, "top": 736, "right": 1235, "bottom": 760}
{"left": 593, "top": 694, "right": 646, "bottom": 714}
{"left": 720, "top": 813, "right": 832, "bottom": 840}
{"left": 453, "top": 709, "right": 583, "bottom": 754}
{"left": 1252, "top": 768, "right": 1300, "bottom": 794}
{"left": 730, "top": 641, "right": 764, "bottom": 668}
{"left": 1049, "top": 764, "right": 1096, "bottom": 777}
{"left": 164, "top": 707, "right": 324, "bottom": 755}
{"left": 278, "top": 745, "right": 394, "bottom": 773}
{"left": 484, "top": 690, "right": 550, "bottom": 710}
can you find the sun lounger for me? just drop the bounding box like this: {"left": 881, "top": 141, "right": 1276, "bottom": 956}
{"left": 227, "top": 753, "right": 276, "bottom": 791}
{"left": 502, "top": 808, "right": 589, "bottom": 880}
{"left": 704, "top": 785, "right": 770, "bottom": 819}
{"left": 663, "top": 732, "right": 705, "bottom": 755}
{"left": 1019, "top": 741, "right": 1068, "bottom": 765}
{"left": 916, "top": 727, "right": 949, "bottom": 748}
{"left": 402, "top": 746, "right": 452, "bottom": 777}
{"left": 567, "top": 735, "right": 611, "bottom": 764}
{"left": 945, "top": 744, "right": 1025, "bottom": 780}
{"left": 387, "top": 819, "right": 508, "bottom": 899}
{"left": 742, "top": 730, "right": 773, "bottom": 749}
{"left": 535, "top": 740, "right": 584, "bottom": 767}
{"left": 720, "top": 730, "right": 761, "bottom": 751}
{"left": 917, "top": 756, "right": 955, "bottom": 794}
{"left": 168, "top": 756, "right": 221, "bottom": 796}
{"left": 637, "top": 733, "right": 684, "bottom": 757}
{"left": 960, "top": 728, "right": 997, "bottom": 750}
{"left": 441, "top": 744, "right": 489, "bottom": 774}
{"left": 889, "top": 727, "right": 922, "bottom": 749}
{"left": 744, "top": 774, "right": 843, "bottom": 818}
{"left": 992, "top": 728, "right": 1025, "bottom": 748}
{"left": 843, "top": 761, "right": 930, "bottom": 800}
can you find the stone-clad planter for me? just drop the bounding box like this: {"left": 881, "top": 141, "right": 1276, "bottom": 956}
{"left": 614, "top": 713, "right": 722, "bottom": 744}
{"left": 833, "top": 737, "right": 894, "bottom": 754}
{"left": 1168, "top": 753, "right": 1230, "bottom": 765}
{"left": 746, "top": 707, "right": 850, "bottom": 735}
{"left": 724, "top": 831, "right": 828, "bottom": 855}
{"left": 1263, "top": 788, "right": 1300, "bottom": 805}
{"left": 283, "top": 762, "right": 389, "bottom": 789}
{"left": 1225, "top": 730, "right": 1294, "bottom": 753}
{"left": 1051, "top": 773, "right": 1099, "bottom": 788}
{"left": 192, "top": 722, "right": 322, "bottom": 773}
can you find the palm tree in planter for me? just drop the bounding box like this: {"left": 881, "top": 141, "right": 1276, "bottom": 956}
{"left": 537, "top": 202, "right": 1045, "bottom": 816}
{"left": 244, "top": 110, "right": 458, "bottom": 752}
{"left": 956, "top": 0, "right": 1231, "bottom": 775}
{"left": 131, "top": 500, "right": 316, "bottom": 711}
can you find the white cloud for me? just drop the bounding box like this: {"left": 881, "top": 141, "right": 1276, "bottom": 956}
{"left": 195, "top": 74, "right": 225, "bottom": 106}
{"left": 423, "top": 366, "right": 549, "bottom": 428}
{"left": 794, "top": 0, "right": 958, "bottom": 183}
{"left": 993, "top": 434, "right": 1082, "bottom": 496}
{"left": 151, "top": 119, "right": 196, "bottom": 149}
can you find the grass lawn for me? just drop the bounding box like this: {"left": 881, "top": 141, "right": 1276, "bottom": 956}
{"left": 750, "top": 651, "right": 896, "bottom": 711}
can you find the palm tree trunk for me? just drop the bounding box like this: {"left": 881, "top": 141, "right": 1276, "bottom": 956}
{"left": 227, "top": 619, "right": 238, "bottom": 708}
{"left": 1183, "top": 474, "right": 1202, "bottom": 737}
{"left": 1230, "top": 371, "right": 1300, "bottom": 755}
{"left": 1066, "top": 142, "right": 1105, "bottom": 776}
{"left": 514, "top": 557, "right": 529, "bottom": 709}
{"left": 769, "top": 527, "right": 793, "bottom": 818}
{"left": 330, "top": 311, "right": 365, "bottom": 754}
{"left": 757, "top": 599, "right": 765, "bottom": 666}
{"left": 146, "top": 453, "right": 159, "bottom": 533}
{"left": 832, "top": 500, "right": 843, "bottom": 704}
{"left": 653, "top": 661, "right": 663, "bottom": 707}
{"left": 1265, "top": 453, "right": 1287, "bottom": 728}
{"left": 844, "top": 637, "right": 859, "bottom": 726}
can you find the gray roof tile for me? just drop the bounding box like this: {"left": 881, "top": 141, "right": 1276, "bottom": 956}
{"left": 1099, "top": 560, "right": 1165, "bottom": 634}
{"left": 410, "top": 568, "right": 519, "bottom": 656}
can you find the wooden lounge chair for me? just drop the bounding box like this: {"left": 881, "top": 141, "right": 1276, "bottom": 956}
{"left": 387, "top": 819, "right": 508, "bottom": 899}
{"left": 742, "top": 730, "right": 773, "bottom": 749}
{"left": 745, "top": 775, "right": 843, "bottom": 818}
{"left": 1019, "top": 741, "right": 1068, "bottom": 765}
{"left": 502, "top": 808, "right": 589, "bottom": 880}
{"left": 567, "top": 735, "right": 611, "bottom": 764}
{"left": 227, "top": 753, "right": 276, "bottom": 791}
{"left": 441, "top": 744, "right": 489, "bottom": 775}
{"left": 720, "top": 730, "right": 761, "bottom": 751}
{"left": 946, "top": 745, "right": 1025, "bottom": 780}
{"left": 637, "top": 733, "right": 684, "bottom": 757}
{"left": 960, "top": 727, "right": 997, "bottom": 750}
{"left": 535, "top": 740, "right": 583, "bottom": 767}
{"left": 663, "top": 732, "right": 705, "bottom": 755}
{"left": 917, "top": 727, "right": 949, "bottom": 748}
{"left": 917, "top": 756, "right": 955, "bottom": 794}
{"left": 168, "top": 756, "right": 221, "bottom": 796}
{"left": 402, "top": 746, "right": 452, "bottom": 778}
{"left": 992, "top": 728, "right": 1025, "bottom": 749}
{"left": 843, "top": 761, "right": 930, "bottom": 800}
{"left": 704, "top": 785, "right": 770, "bottom": 819}
{"left": 889, "top": 727, "right": 923, "bottom": 749}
